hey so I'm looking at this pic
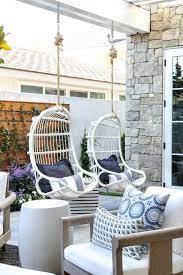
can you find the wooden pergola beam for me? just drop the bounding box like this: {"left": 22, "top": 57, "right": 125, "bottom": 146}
{"left": 130, "top": 0, "right": 175, "bottom": 5}
{"left": 16, "top": 0, "right": 150, "bottom": 34}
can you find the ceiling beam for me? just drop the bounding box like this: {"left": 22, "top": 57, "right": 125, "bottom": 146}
{"left": 16, "top": 0, "right": 150, "bottom": 34}
{"left": 130, "top": 0, "right": 175, "bottom": 5}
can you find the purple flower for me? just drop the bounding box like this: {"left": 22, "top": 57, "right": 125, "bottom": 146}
{"left": 9, "top": 163, "right": 33, "bottom": 180}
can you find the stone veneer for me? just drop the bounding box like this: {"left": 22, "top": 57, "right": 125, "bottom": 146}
{"left": 126, "top": 2, "right": 183, "bottom": 187}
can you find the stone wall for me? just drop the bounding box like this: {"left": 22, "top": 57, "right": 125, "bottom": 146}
{"left": 126, "top": 2, "right": 183, "bottom": 187}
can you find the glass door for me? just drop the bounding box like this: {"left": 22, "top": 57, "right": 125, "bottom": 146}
{"left": 164, "top": 48, "right": 183, "bottom": 187}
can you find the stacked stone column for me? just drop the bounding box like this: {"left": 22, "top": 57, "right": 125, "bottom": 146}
{"left": 126, "top": 2, "right": 183, "bottom": 186}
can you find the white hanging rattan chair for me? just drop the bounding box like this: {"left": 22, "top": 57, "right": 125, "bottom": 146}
{"left": 28, "top": 105, "right": 98, "bottom": 199}
{"left": 87, "top": 112, "right": 146, "bottom": 188}
{"left": 87, "top": 25, "right": 146, "bottom": 189}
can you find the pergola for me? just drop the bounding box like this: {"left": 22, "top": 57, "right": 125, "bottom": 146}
{"left": 17, "top": 0, "right": 176, "bottom": 34}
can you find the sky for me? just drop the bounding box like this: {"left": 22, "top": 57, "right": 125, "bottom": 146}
{"left": 0, "top": 0, "right": 126, "bottom": 74}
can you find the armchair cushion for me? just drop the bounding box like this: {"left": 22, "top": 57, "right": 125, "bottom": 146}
{"left": 64, "top": 242, "right": 183, "bottom": 275}
{"left": 92, "top": 207, "right": 143, "bottom": 260}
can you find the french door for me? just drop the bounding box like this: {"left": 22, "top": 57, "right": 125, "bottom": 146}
{"left": 164, "top": 47, "right": 183, "bottom": 187}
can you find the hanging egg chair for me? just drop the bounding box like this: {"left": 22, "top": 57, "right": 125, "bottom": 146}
{"left": 28, "top": 105, "right": 98, "bottom": 199}
{"left": 87, "top": 24, "right": 146, "bottom": 189}
{"left": 87, "top": 112, "right": 146, "bottom": 188}
{"left": 28, "top": 3, "right": 98, "bottom": 199}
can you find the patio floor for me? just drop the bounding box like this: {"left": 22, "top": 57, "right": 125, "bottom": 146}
{"left": 8, "top": 195, "right": 122, "bottom": 247}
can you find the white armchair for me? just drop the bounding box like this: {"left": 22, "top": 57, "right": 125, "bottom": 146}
{"left": 60, "top": 187, "right": 183, "bottom": 275}
{"left": 0, "top": 172, "right": 16, "bottom": 250}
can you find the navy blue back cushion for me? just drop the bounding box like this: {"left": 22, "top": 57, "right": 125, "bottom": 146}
{"left": 98, "top": 155, "right": 121, "bottom": 184}
{"left": 37, "top": 159, "right": 74, "bottom": 192}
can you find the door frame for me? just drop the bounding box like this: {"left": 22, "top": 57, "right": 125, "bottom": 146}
{"left": 163, "top": 47, "right": 183, "bottom": 187}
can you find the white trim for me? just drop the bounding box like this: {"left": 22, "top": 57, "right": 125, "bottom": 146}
{"left": 164, "top": 47, "right": 183, "bottom": 187}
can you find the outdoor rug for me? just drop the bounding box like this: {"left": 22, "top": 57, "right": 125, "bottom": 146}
{"left": 0, "top": 245, "right": 20, "bottom": 267}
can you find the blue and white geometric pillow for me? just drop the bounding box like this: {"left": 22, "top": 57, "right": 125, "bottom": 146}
{"left": 92, "top": 206, "right": 144, "bottom": 260}
{"left": 118, "top": 186, "right": 170, "bottom": 231}
{"left": 118, "top": 186, "right": 170, "bottom": 254}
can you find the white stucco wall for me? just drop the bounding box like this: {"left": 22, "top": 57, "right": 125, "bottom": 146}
{"left": 0, "top": 91, "right": 125, "bottom": 159}
{"left": 63, "top": 97, "right": 125, "bottom": 159}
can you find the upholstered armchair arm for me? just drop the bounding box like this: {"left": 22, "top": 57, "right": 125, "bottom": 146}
{"left": 0, "top": 191, "right": 16, "bottom": 212}
{"left": 60, "top": 213, "right": 95, "bottom": 275}
{"left": 0, "top": 191, "right": 16, "bottom": 240}
{"left": 60, "top": 210, "right": 118, "bottom": 271}
{"left": 61, "top": 213, "right": 95, "bottom": 247}
{"left": 112, "top": 226, "right": 183, "bottom": 275}
{"left": 61, "top": 209, "right": 118, "bottom": 242}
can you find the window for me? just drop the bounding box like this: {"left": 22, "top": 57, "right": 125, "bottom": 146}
{"left": 119, "top": 95, "right": 125, "bottom": 101}
{"left": 70, "top": 90, "right": 88, "bottom": 98}
{"left": 45, "top": 88, "right": 65, "bottom": 96}
{"left": 90, "top": 92, "right": 105, "bottom": 100}
{"left": 21, "top": 85, "right": 43, "bottom": 94}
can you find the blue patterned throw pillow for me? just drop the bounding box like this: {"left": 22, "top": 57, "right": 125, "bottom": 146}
{"left": 118, "top": 186, "right": 170, "bottom": 231}
{"left": 92, "top": 207, "right": 144, "bottom": 260}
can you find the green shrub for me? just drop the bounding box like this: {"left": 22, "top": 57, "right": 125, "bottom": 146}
{"left": 80, "top": 129, "right": 90, "bottom": 171}
{"left": 121, "top": 133, "right": 125, "bottom": 159}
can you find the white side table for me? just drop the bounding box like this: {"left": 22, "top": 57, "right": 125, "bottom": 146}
{"left": 0, "top": 263, "right": 55, "bottom": 275}
{"left": 19, "top": 200, "right": 70, "bottom": 274}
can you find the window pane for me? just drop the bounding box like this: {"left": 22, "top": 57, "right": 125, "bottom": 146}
{"left": 172, "top": 123, "right": 183, "bottom": 154}
{"left": 70, "top": 91, "right": 88, "bottom": 98}
{"left": 21, "top": 85, "right": 43, "bottom": 94}
{"left": 119, "top": 95, "right": 125, "bottom": 101}
{"left": 90, "top": 92, "right": 105, "bottom": 99}
{"left": 172, "top": 155, "right": 183, "bottom": 186}
{"left": 173, "top": 56, "right": 183, "bottom": 89}
{"left": 173, "top": 90, "right": 183, "bottom": 121}
{"left": 45, "top": 88, "right": 65, "bottom": 96}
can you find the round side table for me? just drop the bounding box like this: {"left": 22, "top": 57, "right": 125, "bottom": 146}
{"left": 19, "top": 199, "right": 70, "bottom": 274}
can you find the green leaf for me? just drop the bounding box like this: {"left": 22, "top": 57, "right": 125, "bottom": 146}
{"left": 0, "top": 26, "right": 4, "bottom": 33}
{"left": 0, "top": 58, "right": 4, "bottom": 64}
{"left": 0, "top": 33, "right": 5, "bottom": 42}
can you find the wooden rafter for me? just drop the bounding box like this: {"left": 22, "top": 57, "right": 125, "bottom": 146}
{"left": 16, "top": 0, "right": 150, "bottom": 34}
{"left": 129, "top": 0, "right": 176, "bottom": 5}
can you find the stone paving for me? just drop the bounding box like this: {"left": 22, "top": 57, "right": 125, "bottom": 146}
{"left": 8, "top": 195, "right": 122, "bottom": 247}
{"left": 0, "top": 195, "right": 121, "bottom": 267}
{"left": 0, "top": 245, "right": 20, "bottom": 266}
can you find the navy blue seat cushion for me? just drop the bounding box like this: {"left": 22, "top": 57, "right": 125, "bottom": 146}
{"left": 37, "top": 159, "right": 74, "bottom": 193}
{"left": 98, "top": 155, "right": 121, "bottom": 184}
